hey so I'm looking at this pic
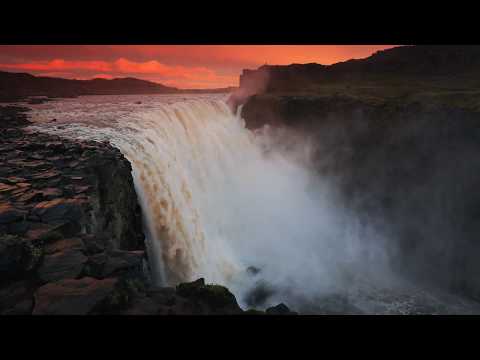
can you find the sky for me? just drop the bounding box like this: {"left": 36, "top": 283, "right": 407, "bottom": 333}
{"left": 0, "top": 45, "right": 397, "bottom": 89}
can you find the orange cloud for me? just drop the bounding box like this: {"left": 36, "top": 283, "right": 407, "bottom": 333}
{"left": 0, "top": 59, "right": 112, "bottom": 72}
{"left": 113, "top": 58, "right": 222, "bottom": 81}
{"left": 0, "top": 46, "right": 399, "bottom": 88}
{"left": 0, "top": 58, "right": 233, "bottom": 88}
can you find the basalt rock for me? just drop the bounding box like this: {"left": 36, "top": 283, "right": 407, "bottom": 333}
{"left": 0, "top": 106, "right": 146, "bottom": 314}
{"left": 37, "top": 247, "right": 88, "bottom": 283}
{"left": 0, "top": 234, "right": 43, "bottom": 281}
{"left": 176, "top": 278, "right": 243, "bottom": 314}
{"left": 33, "top": 277, "right": 119, "bottom": 315}
{"left": 266, "top": 303, "right": 297, "bottom": 315}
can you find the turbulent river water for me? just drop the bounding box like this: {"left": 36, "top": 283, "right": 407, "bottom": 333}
{"left": 24, "top": 93, "right": 480, "bottom": 314}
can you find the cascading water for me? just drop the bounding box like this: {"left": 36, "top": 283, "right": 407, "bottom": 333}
{"left": 28, "top": 94, "right": 480, "bottom": 313}
{"left": 26, "top": 96, "right": 391, "bottom": 309}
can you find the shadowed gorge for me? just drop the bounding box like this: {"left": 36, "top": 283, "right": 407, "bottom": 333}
{"left": 237, "top": 45, "right": 480, "bottom": 304}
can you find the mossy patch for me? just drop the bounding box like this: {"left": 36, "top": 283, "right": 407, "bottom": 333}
{"left": 176, "top": 278, "right": 240, "bottom": 311}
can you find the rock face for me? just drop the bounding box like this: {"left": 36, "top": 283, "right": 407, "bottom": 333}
{"left": 33, "top": 277, "right": 119, "bottom": 315}
{"left": 239, "top": 91, "right": 480, "bottom": 304}
{"left": 0, "top": 106, "right": 148, "bottom": 315}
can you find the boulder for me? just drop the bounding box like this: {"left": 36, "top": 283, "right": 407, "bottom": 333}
{"left": 33, "top": 277, "right": 118, "bottom": 315}
{"left": 176, "top": 278, "right": 242, "bottom": 314}
{"left": 37, "top": 248, "right": 88, "bottom": 283}
{"left": 266, "top": 303, "right": 297, "bottom": 315}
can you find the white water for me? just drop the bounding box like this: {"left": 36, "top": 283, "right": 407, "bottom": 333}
{"left": 25, "top": 94, "right": 480, "bottom": 313}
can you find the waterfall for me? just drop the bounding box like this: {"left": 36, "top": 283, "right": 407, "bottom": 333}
{"left": 28, "top": 97, "right": 393, "bottom": 310}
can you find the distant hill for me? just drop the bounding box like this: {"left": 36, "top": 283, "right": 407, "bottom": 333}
{"left": 0, "top": 71, "right": 235, "bottom": 100}
{"left": 238, "top": 45, "right": 480, "bottom": 96}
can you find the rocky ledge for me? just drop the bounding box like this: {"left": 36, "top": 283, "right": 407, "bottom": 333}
{"left": 1, "top": 106, "right": 295, "bottom": 315}
{"left": 0, "top": 105, "right": 146, "bottom": 315}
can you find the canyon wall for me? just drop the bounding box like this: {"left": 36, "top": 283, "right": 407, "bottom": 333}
{"left": 236, "top": 46, "right": 480, "bottom": 301}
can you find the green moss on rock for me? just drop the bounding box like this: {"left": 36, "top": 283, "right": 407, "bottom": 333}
{"left": 176, "top": 278, "right": 241, "bottom": 313}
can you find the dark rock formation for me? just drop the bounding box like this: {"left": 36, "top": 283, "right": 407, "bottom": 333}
{"left": 266, "top": 303, "right": 297, "bottom": 315}
{"left": 175, "top": 278, "right": 242, "bottom": 314}
{"left": 33, "top": 277, "right": 119, "bottom": 315}
{"left": 242, "top": 71, "right": 480, "bottom": 299}
{"left": 0, "top": 106, "right": 148, "bottom": 314}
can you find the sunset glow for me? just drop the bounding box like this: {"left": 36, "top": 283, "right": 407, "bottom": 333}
{"left": 0, "top": 45, "right": 397, "bottom": 89}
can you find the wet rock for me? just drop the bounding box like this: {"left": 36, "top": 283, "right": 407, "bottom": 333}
{"left": 74, "top": 185, "right": 91, "bottom": 194}
{"left": 0, "top": 183, "right": 17, "bottom": 194}
{"left": 46, "top": 142, "right": 65, "bottom": 152}
{"left": 32, "top": 170, "right": 61, "bottom": 180}
{"left": 84, "top": 253, "right": 108, "bottom": 278}
{"left": 15, "top": 191, "right": 45, "bottom": 203}
{"left": 24, "top": 223, "right": 64, "bottom": 243}
{"left": 32, "top": 198, "right": 84, "bottom": 223}
{"left": 266, "top": 303, "right": 297, "bottom": 315}
{"left": 0, "top": 203, "right": 26, "bottom": 224}
{"left": 81, "top": 234, "right": 105, "bottom": 255}
{"left": 176, "top": 278, "right": 242, "bottom": 314}
{"left": 33, "top": 277, "right": 118, "bottom": 315}
{"left": 2, "top": 177, "right": 27, "bottom": 184}
{"left": 37, "top": 248, "right": 88, "bottom": 283}
{"left": 0, "top": 234, "right": 43, "bottom": 278}
{"left": 246, "top": 266, "right": 261, "bottom": 276}
{"left": 40, "top": 188, "right": 63, "bottom": 200}
{"left": 8, "top": 221, "right": 31, "bottom": 236}
{"left": 44, "top": 237, "right": 84, "bottom": 255}
{"left": 147, "top": 286, "right": 177, "bottom": 306}
{"left": 102, "top": 250, "right": 144, "bottom": 277}
{"left": 244, "top": 309, "right": 266, "bottom": 315}
{"left": 8, "top": 159, "right": 50, "bottom": 170}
